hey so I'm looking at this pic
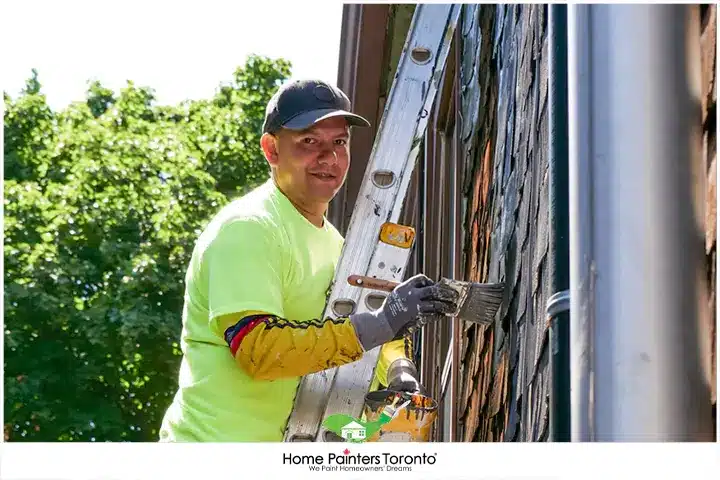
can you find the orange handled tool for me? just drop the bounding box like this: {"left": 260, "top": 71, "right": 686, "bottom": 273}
{"left": 347, "top": 275, "right": 399, "bottom": 292}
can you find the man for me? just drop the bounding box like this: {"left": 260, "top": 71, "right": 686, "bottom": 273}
{"left": 159, "top": 79, "right": 459, "bottom": 442}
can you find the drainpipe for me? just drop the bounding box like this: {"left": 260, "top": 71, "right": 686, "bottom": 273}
{"left": 568, "top": 4, "right": 712, "bottom": 441}
{"left": 546, "top": 3, "right": 571, "bottom": 443}
{"left": 567, "top": 2, "right": 593, "bottom": 443}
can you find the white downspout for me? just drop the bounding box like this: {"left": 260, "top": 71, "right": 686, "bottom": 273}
{"left": 568, "top": 4, "right": 713, "bottom": 441}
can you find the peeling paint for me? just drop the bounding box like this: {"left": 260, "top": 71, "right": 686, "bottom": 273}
{"left": 458, "top": 4, "right": 550, "bottom": 442}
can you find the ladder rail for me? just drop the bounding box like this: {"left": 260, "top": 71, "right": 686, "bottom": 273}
{"left": 283, "top": 4, "right": 462, "bottom": 442}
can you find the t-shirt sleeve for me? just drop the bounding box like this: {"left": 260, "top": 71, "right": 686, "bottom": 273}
{"left": 204, "top": 218, "right": 285, "bottom": 338}
{"left": 202, "top": 216, "right": 366, "bottom": 380}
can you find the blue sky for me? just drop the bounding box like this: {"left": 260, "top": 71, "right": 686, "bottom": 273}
{"left": 1, "top": 0, "right": 344, "bottom": 110}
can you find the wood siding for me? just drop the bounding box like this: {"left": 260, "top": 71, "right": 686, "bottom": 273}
{"left": 457, "top": 4, "right": 551, "bottom": 442}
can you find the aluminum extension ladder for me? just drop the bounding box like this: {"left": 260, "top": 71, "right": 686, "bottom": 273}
{"left": 283, "top": 4, "right": 462, "bottom": 442}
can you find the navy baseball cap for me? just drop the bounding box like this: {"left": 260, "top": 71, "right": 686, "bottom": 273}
{"left": 262, "top": 79, "right": 371, "bottom": 134}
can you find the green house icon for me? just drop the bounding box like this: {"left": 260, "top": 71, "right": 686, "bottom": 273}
{"left": 340, "top": 421, "right": 366, "bottom": 441}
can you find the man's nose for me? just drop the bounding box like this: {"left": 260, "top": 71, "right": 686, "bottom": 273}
{"left": 317, "top": 146, "right": 338, "bottom": 165}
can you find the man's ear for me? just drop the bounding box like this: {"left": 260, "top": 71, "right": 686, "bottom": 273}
{"left": 260, "top": 133, "right": 280, "bottom": 167}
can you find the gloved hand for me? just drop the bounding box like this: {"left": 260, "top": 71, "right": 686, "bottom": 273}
{"left": 386, "top": 358, "right": 426, "bottom": 396}
{"left": 349, "top": 273, "right": 459, "bottom": 352}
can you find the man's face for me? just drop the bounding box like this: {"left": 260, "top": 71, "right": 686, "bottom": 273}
{"left": 262, "top": 116, "right": 351, "bottom": 205}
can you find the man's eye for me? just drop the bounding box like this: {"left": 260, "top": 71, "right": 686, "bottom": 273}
{"left": 303, "top": 138, "right": 317, "bottom": 144}
{"left": 335, "top": 139, "right": 348, "bottom": 146}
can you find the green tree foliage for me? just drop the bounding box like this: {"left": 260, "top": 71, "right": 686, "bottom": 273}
{"left": 3, "top": 55, "right": 292, "bottom": 441}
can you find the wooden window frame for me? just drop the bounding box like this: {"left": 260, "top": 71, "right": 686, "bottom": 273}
{"left": 417, "top": 27, "right": 462, "bottom": 441}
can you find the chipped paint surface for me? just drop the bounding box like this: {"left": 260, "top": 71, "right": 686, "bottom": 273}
{"left": 458, "top": 4, "right": 551, "bottom": 442}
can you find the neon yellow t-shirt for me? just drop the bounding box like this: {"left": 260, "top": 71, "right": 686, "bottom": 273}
{"left": 159, "top": 179, "right": 405, "bottom": 442}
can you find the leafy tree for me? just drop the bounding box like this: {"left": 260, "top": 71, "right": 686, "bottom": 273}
{"left": 3, "top": 55, "right": 292, "bottom": 441}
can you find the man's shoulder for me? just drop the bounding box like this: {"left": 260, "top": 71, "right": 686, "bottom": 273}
{"left": 225, "top": 180, "right": 276, "bottom": 213}
{"left": 217, "top": 181, "right": 283, "bottom": 225}
{"left": 198, "top": 182, "right": 284, "bottom": 246}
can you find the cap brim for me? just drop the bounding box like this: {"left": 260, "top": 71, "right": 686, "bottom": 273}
{"left": 282, "top": 108, "right": 371, "bottom": 131}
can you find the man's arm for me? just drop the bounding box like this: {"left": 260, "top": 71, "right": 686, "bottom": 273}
{"left": 204, "top": 219, "right": 367, "bottom": 380}
{"left": 219, "top": 311, "right": 417, "bottom": 383}
{"left": 214, "top": 310, "right": 365, "bottom": 380}
{"left": 204, "top": 218, "right": 459, "bottom": 382}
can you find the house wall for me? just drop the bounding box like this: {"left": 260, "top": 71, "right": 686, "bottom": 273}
{"left": 394, "top": 4, "right": 551, "bottom": 442}
{"left": 338, "top": 3, "right": 556, "bottom": 442}
{"left": 333, "top": 3, "right": 717, "bottom": 441}
{"left": 455, "top": 4, "right": 551, "bottom": 442}
{"left": 454, "top": 4, "right": 718, "bottom": 442}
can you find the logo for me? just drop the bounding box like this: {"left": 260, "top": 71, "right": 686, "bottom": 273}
{"left": 283, "top": 393, "right": 436, "bottom": 473}
{"left": 339, "top": 420, "right": 366, "bottom": 441}
{"left": 321, "top": 392, "right": 412, "bottom": 443}
{"left": 282, "top": 448, "right": 437, "bottom": 473}
{"left": 322, "top": 415, "right": 375, "bottom": 443}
